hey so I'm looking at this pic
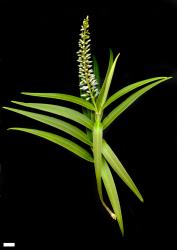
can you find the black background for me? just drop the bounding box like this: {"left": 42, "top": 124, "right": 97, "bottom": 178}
{"left": 0, "top": 0, "right": 177, "bottom": 248}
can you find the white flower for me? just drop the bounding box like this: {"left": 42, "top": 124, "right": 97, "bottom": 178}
{"left": 77, "top": 16, "right": 99, "bottom": 103}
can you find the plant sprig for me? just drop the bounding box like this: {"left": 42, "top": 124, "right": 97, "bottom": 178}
{"left": 3, "top": 16, "right": 172, "bottom": 236}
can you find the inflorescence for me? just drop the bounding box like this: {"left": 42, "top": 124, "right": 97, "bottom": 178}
{"left": 77, "top": 16, "right": 99, "bottom": 103}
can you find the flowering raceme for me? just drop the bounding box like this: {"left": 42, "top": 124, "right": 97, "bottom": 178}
{"left": 77, "top": 16, "right": 99, "bottom": 102}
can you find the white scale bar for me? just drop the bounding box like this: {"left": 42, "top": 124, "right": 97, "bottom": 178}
{"left": 3, "top": 243, "right": 15, "bottom": 247}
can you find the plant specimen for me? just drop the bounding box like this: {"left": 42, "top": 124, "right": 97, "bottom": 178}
{"left": 3, "top": 16, "right": 172, "bottom": 235}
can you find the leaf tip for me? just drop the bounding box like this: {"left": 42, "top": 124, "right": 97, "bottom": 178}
{"left": 140, "top": 196, "right": 144, "bottom": 203}
{"left": 11, "top": 100, "right": 24, "bottom": 105}
{"left": 161, "top": 76, "right": 173, "bottom": 82}
{"left": 2, "top": 106, "right": 14, "bottom": 112}
{"left": 137, "top": 192, "right": 144, "bottom": 203}
{"left": 6, "top": 127, "right": 15, "bottom": 131}
{"left": 11, "top": 100, "right": 18, "bottom": 104}
{"left": 119, "top": 223, "right": 124, "bottom": 236}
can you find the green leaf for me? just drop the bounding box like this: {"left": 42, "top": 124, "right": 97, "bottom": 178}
{"left": 92, "top": 121, "right": 115, "bottom": 222}
{"left": 21, "top": 92, "right": 95, "bottom": 111}
{"left": 96, "top": 49, "right": 114, "bottom": 108}
{"left": 101, "top": 158, "right": 124, "bottom": 235}
{"left": 103, "top": 77, "right": 172, "bottom": 129}
{"left": 93, "top": 120, "right": 103, "bottom": 208}
{"left": 93, "top": 55, "right": 101, "bottom": 87}
{"left": 103, "top": 76, "right": 168, "bottom": 109}
{"left": 81, "top": 108, "right": 94, "bottom": 142}
{"left": 8, "top": 127, "right": 94, "bottom": 162}
{"left": 3, "top": 107, "right": 92, "bottom": 146}
{"left": 102, "top": 140, "right": 144, "bottom": 202}
{"left": 97, "top": 51, "right": 120, "bottom": 111}
{"left": 11, "top": 101, "right": 94, "bottom": 130}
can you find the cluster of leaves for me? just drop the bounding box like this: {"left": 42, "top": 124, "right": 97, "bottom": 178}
{"left": 3, "top": 16, "right": 172, "bottom": 235}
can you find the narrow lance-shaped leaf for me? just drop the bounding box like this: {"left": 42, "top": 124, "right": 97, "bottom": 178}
{"left": 101, "top": 158, "right": 124, "bottom": 235}
{"left": 97, "top": 51, "right": 120, "bottom": 111}
{"left": 92, "top": 119, "right": 104, "bottom": 209}
{"left": 93, "top": 55, "right": 101, "bottom": 88}
{"left": 82, "top": 108, "right": 94, "bottom": 142}
{"left": 3, "top": 107, "right": 92, "bottom": 146}
{"left": 91, "top": 119, "right": 116, "bottom": 219}
{"left": 21, "top": 92, "right": 95, "bottom": 111}
{"left": 11, "top": 101, "right": 94, "bottom": 130}
{"left": 8, "top": 128, "right": 93, "bottom": 162}
{"left": 103, "top": 76, "right": 168, "bottom": 109}
{"left": 103, "top": 77, "right": 172, "bottom": 129}
{"left": 96, "top": 49, "right": 114, "bottom": 108}
{"left": 102, "top": 139, "right": 144, "bottom": 202}
{"left": 92, "top": 120, "right": 116, "bottom": 220}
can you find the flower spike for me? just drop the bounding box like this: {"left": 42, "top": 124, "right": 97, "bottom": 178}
{"left": 77, "top": 16, "right": 99, "bottom": 105}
